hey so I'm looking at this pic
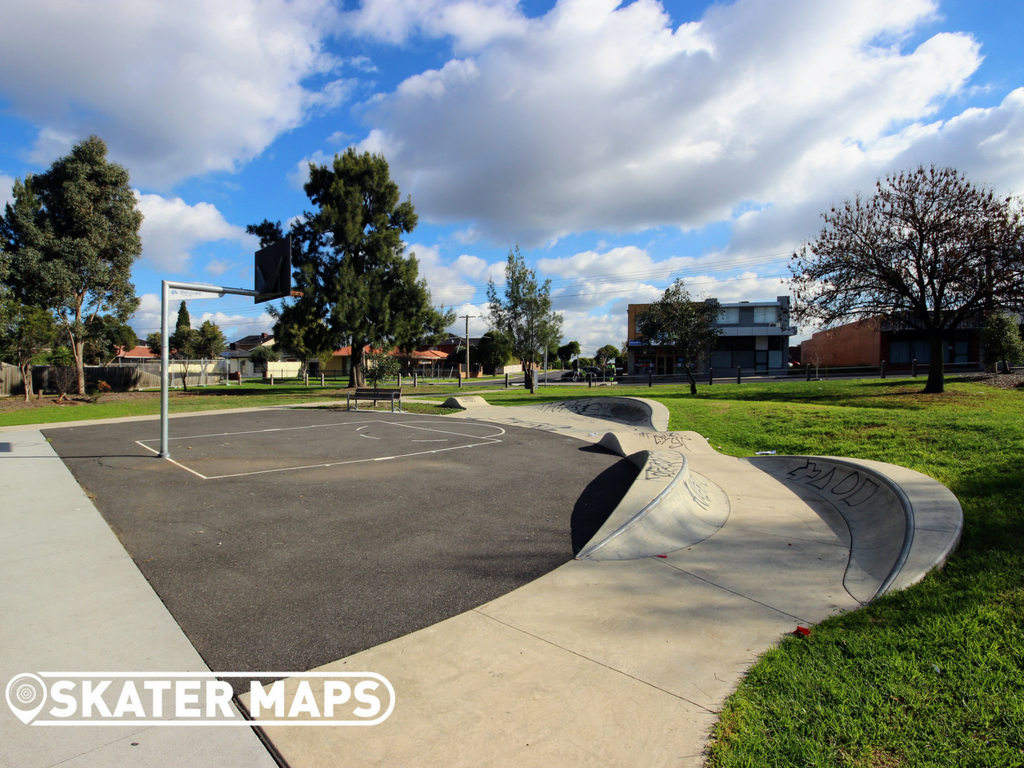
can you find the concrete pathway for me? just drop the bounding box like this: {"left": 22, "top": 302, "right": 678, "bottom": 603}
{"left": 0, "top": 430, "right": 277, "bottom": 768}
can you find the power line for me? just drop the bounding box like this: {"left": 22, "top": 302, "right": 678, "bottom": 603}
{"left": 133, "top": 252, "right": 794, "bottom": 331}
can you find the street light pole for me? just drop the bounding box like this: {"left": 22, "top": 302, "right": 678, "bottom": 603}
{"left": 460, "top": 314, "right": 475, "bottom": 383}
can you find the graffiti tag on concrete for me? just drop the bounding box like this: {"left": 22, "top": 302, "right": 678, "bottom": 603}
{"left": 645, "top": 453, "right": 684, "bottom": 481}
{"left": 786, "top": 459, "right": 880, "bottom": 508}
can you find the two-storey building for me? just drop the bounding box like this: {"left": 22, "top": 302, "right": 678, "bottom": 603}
{"left": 626, "top": 296, "right": 798, "bottom": 375}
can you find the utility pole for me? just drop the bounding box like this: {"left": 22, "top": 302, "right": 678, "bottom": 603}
{"left": 460, "top": 315, "right": 475, "bottom": 384}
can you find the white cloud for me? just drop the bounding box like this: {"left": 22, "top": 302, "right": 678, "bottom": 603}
{"left": 195, "top": 310, "right": 276, "bottom": 340}
{"left": 345, "top": 56, "right": 378, "bottom": 73}
{"left": 452, "top": 226, "right": 480, "bottom": 244}
{"left": 288, "top": 150, "right": 334, "bottom": 189}
{"left": 359, "top": 0, "right": 1014, "bottom": 246}
{"left": 342, "top": 0, "right": 527, "bottom": 51}
{"left": 205, "top": 258, "right": 233, "bottom": 276}
{"left": 443, "top": 302, "right": 492, "bottom": 337}
{"left": 408, "top": 242, "right": 497, "bottom": 305}
{"left": 0, "top": 0, "right": 343, "bottom": 188}
{"left": 136, "top": 193, "right": 258, "bottom": 273}
{"left": 557, "top": 310, "right": 627, "bottom": 356}
{"left": 0, "top": 173, "right": 14, "bottom": 209}
{"left": 131, "top": 292, "right": 274, "bottom": 340}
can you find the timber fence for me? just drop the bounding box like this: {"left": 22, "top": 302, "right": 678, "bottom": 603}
{"left": 0, "top": 362, "right": 24, "bottom": 396}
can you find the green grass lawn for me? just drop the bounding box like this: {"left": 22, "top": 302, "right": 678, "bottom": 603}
{"left": 482, "top": 378, "right": 1024, "bottom": 766}
{"left": 0, "top": 382, "right": 476, "bottom": 427}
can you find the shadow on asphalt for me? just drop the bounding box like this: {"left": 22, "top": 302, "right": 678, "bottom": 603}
{"left": 571, "top": 448, "right": 640, "bottom": 555}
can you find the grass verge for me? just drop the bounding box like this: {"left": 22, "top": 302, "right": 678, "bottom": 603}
{"left": 0, "top": 383, "right": 476, "bottom": 427}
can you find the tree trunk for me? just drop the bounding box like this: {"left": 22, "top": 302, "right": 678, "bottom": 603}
{"left": 349, "top": 343, "right": 366, "bottom": 388}
{"left": 685, "top": 367, "right": 698, "bottom": 396}
{"left": 74, "top": 338, "right": 86, "bottom": 395}
{"left": 923, "top": 334, "right": 945, "bottom": 394}
{"left": 20, "top": 361, "right": 33, "bottom": 401}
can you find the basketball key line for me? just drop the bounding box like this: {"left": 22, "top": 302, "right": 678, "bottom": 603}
{"left": 134, "top": 438, "right": 503, "bottom": 481}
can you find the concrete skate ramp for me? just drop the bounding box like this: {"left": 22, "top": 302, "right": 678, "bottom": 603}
{"left": 598, "top": 429, "right": 718, "bottom": 456}
{"left": 747, "top": 455, "right": 963, "bottom": 602}
{"left": 442, "top": 395, "right": 489, "bottom": 408}
{"left": 577, "top": 450, "right": 730, "bottom": 560}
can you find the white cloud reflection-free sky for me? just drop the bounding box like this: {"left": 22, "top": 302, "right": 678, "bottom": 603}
{"left": 1, "top": 0, "right": 1022, "bottom": 350}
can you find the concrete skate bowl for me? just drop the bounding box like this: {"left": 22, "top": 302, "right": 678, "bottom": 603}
{"left": 529, "top": 397, "right": 670, "bottom": 431}
{"left": 444, "top": 395, "right": 670, "bottom": 432}
{"left": 747, "top": 455, "right": 963, "bottom": 602}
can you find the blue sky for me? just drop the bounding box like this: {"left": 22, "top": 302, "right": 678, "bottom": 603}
{"left": 2, "top": 0, "right": 1023, "bottom": 353}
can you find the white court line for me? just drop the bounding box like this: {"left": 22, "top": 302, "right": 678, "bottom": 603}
{"left": 135, "top": 418, "right": 505, "bottom": 446}
{"left": 134, "top": 441, "right": 211, "bottom": 479}
{"left": 190, "top": 442, "right": 500, "bottom": 479}
{"left": 133, "top": 417, "right": 504, "bottom": 481}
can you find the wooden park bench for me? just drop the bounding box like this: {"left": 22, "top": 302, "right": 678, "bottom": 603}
{"left": 347, "top": 387, "right": 403, "bottom": 412}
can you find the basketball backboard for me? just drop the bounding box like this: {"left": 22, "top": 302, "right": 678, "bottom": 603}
{"left": 254, "top": 236, "right": 292, "bottom": 304}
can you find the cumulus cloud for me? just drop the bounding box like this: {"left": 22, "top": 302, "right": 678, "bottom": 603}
{"left": 342, "top": 0, "right": 527, "bottom": 50}
{"left": 0, "top": 173, "right": 14, "bottom": 209}
{"left": 356, "top": 0, "right": 1018, "bottom": 246}
{"left": 408, "top": 242, "right": 499, "bottom": 305}
{"left": 288, "top": 150, "right": 335, "bottom": 189}
{"left": 131, "top": 293, "right": 274, "bottom": 340}
{"left": 557, "top": 310, "right": 628, "bottom": 356}
{"left": 136, "top": 193, "right": 259, "bottom": 273}
{"left": 0, "top": 0, "right": 344, "bottom": 188}
{"left": 443, "top": 302, "right": 493, "bottom": 338}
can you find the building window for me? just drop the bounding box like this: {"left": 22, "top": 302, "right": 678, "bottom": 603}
{"left": 718, "top": 307, "right": 739, "bottom": 324}
{"left": 753, "top": 306, "right": 778, "bottom": 323}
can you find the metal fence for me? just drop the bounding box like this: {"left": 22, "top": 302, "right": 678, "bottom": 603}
{"left": 617, "top": 360, "right": 986, "bottom": 387}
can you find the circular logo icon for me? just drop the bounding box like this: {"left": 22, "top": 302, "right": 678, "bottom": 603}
{"left": 6, "top": 673, "right": 47, "bottom": 724}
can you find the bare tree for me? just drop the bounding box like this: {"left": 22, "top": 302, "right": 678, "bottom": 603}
{"left": 791, "top": 167, "right": 1024, "bottom": 393}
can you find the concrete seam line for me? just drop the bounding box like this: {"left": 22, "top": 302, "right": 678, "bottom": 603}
{"left": 471, "top": 609, "right": 718, "bottom": 715}
{"left": 656, "top": 561, "right": 811, "bottom": 625}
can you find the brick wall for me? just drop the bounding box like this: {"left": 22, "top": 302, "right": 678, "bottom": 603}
{"left": 800, "top": 318, "right": 883, "bottom": 367}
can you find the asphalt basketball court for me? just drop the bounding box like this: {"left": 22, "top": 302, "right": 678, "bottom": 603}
{"left": 43, "top": 407, "right": 635, "bottom": 693}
